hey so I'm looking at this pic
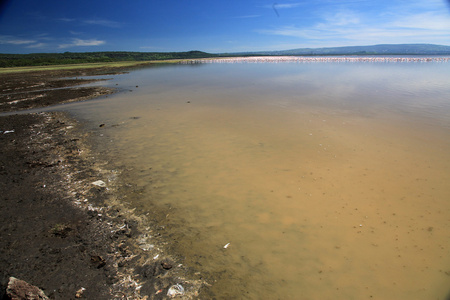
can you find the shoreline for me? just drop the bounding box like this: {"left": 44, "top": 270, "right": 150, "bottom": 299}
{"left": 185, "top": 55, "right": 450, "bottom": 64}
{"left": 0, "top": 65, "right": 207, "bottom": 299}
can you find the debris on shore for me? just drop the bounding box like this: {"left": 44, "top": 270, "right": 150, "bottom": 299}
{"left": 0, "top": 67, "right": 207, "bottom": 299}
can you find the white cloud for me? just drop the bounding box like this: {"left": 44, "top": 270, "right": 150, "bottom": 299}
{"left": 35, "top": 33, "right": 53, "bottom": 40}
{"left": 73, "top": 38, "right": 105, "bottom": 46}
{"left": 320, "top": 10, "right": 360, "bottom": 26}
{"left": 58, "top": 18, "right": 76, "bottom": 22}
{"left": 26, "top": 43, "right": 47, "bottom": 48}
{"left": 274, "top": 3, "right": 302, "bottom": 9}
{"left": 258, "top": 2, "right": 450, "bottom": 46}
{"left": 7, "top": 39, "right": 36, "bottom": 45}
{"left": 59, "top": 38, "right": 105, "bottom": 48}
{"left": 389, "top": 12, "right": 450, "bottom": 31}
{"left": 266, "top": 3, "right": 303, "bottom": 9}
{"left": 0, "top": 34, "right": 53, "bottom": 50}
{"left": 83, "top": 19, "right": 122, "bottom": 28}
{"left": 264, "top": 2, "right": 304, "bottom": 16}
{"left": 56, "top": 17, "right": 121, "bottom": 28}
{"left": 0, "top": 36, "right": 36, "bottom": 45}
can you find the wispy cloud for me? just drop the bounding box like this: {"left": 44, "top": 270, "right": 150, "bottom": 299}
{"left": 56, "top": 17, "right": 122, "bottom": 28}
{"left": 389, "top": 12, "right": 450, "bottom": 31}
{"left": 83, "top": 18, "right": 122, "bottom": 28}
{"left": 264, "top": 3, "right": 303, "bottom": 9}
{"left": 1, "top": 33, "right": 107, "bottom": 51}
{"left": 320, "top": 10, "right": 360, "bottom": 26}
{"left": 272, "top": 3, "right": 302, "bottom": 9}
{"left": 266, "top": 2, "right": 305, "bottom": 18}
{"left": 59, "top": 38, "right": 106, "bottom": 48}
{"left": 0, "top": 34, "right": 54, "bottom": 50}
{"left": 0, "top": 35, "right": 36, "bottom": 45}
{"left": 258, "top": 1, "right": 450, "bottom": 46}
{"left": 26, "top": 43, "right": 47, "bottom": 49}
{"left": 6, "top": 39, "right": 36, "bottom": 45}
{"left": 58, "top": 18, "right": 76, "bottom": 22}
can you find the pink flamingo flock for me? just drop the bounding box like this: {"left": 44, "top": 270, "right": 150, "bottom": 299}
{"left": 184, "top": 56, "right": 450, "bottom": 64}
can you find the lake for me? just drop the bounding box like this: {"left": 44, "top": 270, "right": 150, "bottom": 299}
{"left": 64, "top": 57, "right": 450, "bottom": 299}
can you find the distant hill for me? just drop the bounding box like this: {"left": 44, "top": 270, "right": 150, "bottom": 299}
{"left": 227, "top": 44, "right": 450, "bottom": 56}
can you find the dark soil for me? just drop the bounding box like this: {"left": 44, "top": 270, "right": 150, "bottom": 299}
{"left": 0, "top": 68, "right": 120, "bottom": 113}
{"left": 0, "top": 67, "right": 207, "bottom": 299}
{"left": 0, "top": 112, "right": 121, "bottom": 299}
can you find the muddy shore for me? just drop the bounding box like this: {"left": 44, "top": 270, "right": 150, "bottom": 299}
{"left": 0, "top": 66, "right": 208, "bottom": 299}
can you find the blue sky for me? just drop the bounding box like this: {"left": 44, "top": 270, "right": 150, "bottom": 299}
{"left": 0, "top": 0, "right": 449, "bottom": 54}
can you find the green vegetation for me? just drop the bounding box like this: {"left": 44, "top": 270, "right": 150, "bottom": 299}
{"left": 0, "top": 51, "right": 217, "bottom": 68}
{"left": 0, "top": 61, "right": 164, "bottom": 74}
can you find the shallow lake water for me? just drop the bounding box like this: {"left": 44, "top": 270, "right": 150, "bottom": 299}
{"left": 65, "top": 59, "right": 450, "bottom": 299}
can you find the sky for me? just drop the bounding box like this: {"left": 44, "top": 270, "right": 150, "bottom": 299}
{"left": 0, "top": 0, "right": 449, "bottom": 54}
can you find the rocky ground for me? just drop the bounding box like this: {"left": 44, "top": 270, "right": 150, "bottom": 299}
{"left": 0, "top": 66, "right": 208, "bottom": 299}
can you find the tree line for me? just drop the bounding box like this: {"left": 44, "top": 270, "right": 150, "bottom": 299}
{"left": 0, "top": 51, "right": 218, "bottom": 67}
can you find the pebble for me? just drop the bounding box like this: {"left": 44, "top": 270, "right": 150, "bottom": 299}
{"left": 92, "top": 180, "right": 106, "bottom": 187}
{"left": 167, "top": 284, "right": 184, "bottom": 297}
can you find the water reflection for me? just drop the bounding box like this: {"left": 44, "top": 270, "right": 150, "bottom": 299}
{"left": 66, "top": 60, "right": 450, "bottom": 299}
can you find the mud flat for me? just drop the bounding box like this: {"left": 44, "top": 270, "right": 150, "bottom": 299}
{"left": 0, "top": 65, "right": 206, "bottom": 299}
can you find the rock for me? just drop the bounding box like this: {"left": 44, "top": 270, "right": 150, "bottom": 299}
{"left": 6, "top": 277, "right": 49, "bottom": 300}
{"left": 90, "top": 255, "right": 106, "bottom": 268}
{"left": 117, "top": 257, "right": 127, "bottom": 268}
{"left": 161, "top": 262, "right": 173, "bottom": 270}
{"left": 50, "top": 223, "right": 72, "bottom": 238}
{"left": 92, "top": 180, "right": 106, "bottom": 187}
{"left": 75, "top": 287, "right": 85, "bottom": 298}
{"left": 136, "top": 260, "right": 173, "bottom": 278}
{"left": 167, "top": 284, "right": 184, "bottom": 298}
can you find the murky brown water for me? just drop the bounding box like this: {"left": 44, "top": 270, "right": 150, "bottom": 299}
{"left": 67, "top": 60, "right": 450, "bottom": 299}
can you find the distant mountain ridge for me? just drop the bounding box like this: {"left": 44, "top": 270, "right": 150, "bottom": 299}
{"left": 227, "top": 44, "right": 450, "bottom": 56}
